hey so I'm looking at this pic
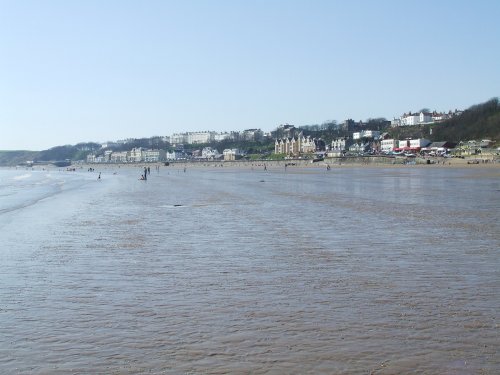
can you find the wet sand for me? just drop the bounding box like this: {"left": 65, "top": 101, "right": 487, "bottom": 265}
{"left": 1, "top": 166, "right": 499, "bottom": 374}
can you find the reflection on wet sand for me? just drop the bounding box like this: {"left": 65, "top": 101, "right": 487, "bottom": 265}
{"left": 0, "top": 166, "right": 499, "bottom": 373}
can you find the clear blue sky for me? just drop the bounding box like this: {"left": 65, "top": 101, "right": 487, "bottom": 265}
{"left": 1, "top": 0, "right": 499, "bottom": 150}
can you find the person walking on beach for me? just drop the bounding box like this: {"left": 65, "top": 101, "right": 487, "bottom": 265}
{"left": 98, "top": 172, "right": 101, "bottom": 180}
{"left": 143, "top": 167, "right": 147, "bottom": 181}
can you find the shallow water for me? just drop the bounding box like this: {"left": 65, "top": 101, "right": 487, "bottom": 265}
{"left": 1, "top": 166, "right": 499, "bottom": 374}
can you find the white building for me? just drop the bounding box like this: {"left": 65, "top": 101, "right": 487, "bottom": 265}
{"left": 213, "top": 132, "right": 231, "bottom": 142}
{"left": 101, "top": 142, "right": 119, "bottom": 149}
{"left": 86, "top": 154, "right": 106, "bottom": 163}
{"left": 400, "top": 111, "right": 437, "bottom": 126}
{"left": 187, "top": 131, "right": 213, "bottom": 144}
{"left": 129, "top": 148, "right": 144, "bottom": 163}
{"left": 223, "top": 149, "right": 241, "bottom": 161}
{"left": 87, "top": 154, "right": 97, "bottom": 163}
{"left": 419, "top": 112, "right": 432, "bottom": 123}
{"left": 380, "top": 139, "right": 398, "bottom": 153}
{"left": 110, "top": 151, "right": 129, "bottom": 163}
{"left": 349, "top": 142, "right": 370, "bottom": 153}
{"left": 391, "top": 118, "right": 401, "bottom": 127}
{"left": 201, "top": 147, "right": 220, "bottom": 159}
{"left": 240, "top": 129, "right": 263, "bottom": 141}
{"left": 330, "top": 137, "right": 348, "bottom": 152}
{"left": 397, "top": 138, "right": 431, "bottom": 151}
{"left": 143, "top": 149, "right": 166, "bottom": 162}
{"left": 400, "top": 113, "right": 420, "bottom": 126}
{"left": 327, "top": 137, "right": 348, "bottom": 156}
{"left": 170, "top": 133, "right": 188, "bottom": 144}
{"left": 353, "top": 130, "right": 380, "bottom": 140}
{"left": 166, "top": 150, "right": 179, "bottom": 160}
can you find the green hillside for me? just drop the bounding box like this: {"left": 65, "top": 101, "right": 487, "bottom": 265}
{"left": 430, "top": 98, "right": 500, "bottom": 143}
{"left": 0, "top": 150, "right": 38, "bottom": 166}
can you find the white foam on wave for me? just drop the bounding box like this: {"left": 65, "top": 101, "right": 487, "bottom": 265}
{"left": 13, "top": 173, "right": 32, "bottom": 180}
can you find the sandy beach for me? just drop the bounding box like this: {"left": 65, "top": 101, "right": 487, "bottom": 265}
{"left": 77, "top": 155, "right": 500, "bottom": 175}
{"left": 1, "top": 164, "right": 499, "bottom": 374}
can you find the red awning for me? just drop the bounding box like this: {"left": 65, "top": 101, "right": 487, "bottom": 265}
{"left": 394, "top": 147, "right": 421, "bottom": 151}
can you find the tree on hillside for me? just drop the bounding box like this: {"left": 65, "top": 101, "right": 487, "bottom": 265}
{"left": 431, "top": 97, "right": 500, "bottom": 142}
{"left": 36, "top": 145, "right": 78, "bottom": 161}
{"left": 365, "top": 118, "right": 389, "bottom": 131}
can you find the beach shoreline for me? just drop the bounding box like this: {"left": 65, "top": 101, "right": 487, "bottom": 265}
{"left": 6, "top": 155, "right": 498, "bottom": 174}
{"left": 80, "top": 155, "right": 500, "bottom": 171}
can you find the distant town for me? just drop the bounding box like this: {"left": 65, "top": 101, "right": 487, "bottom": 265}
{"left": 84, "top": 107, "right": 498, "bottom": 164}
{"left": 3, "top": 99, "right": 496, "bottom": 167}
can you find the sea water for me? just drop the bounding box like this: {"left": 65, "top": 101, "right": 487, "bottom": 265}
{"left": 0, "top": 165, "right": 499, "bottom": 373}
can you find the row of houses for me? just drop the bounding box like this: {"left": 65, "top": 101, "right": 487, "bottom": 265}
{"left": 327, "top": 135, "right": 443, "bottom": 155}
{"left": 273, "top": 130, "right": 437, "bottom": 157}
{"left": 87, "top": 148, "right": 168, "bottom": 163}
{"left": 97, "top": 129, "right": 268, "bottom": 150}
{"left": 86, "top": 147, "right": 247, "bottom": 163}
{"left": 274, "top": 132, "right": 326, "bottom": 155}
{"left": 392, "top": 109, "right": 463, "bottom": 127}
{"left": 329, "top": 136, "right": 497, "bottom": 156}
{"left": 168, "top": 129, "right": 265, "bottom": 145}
